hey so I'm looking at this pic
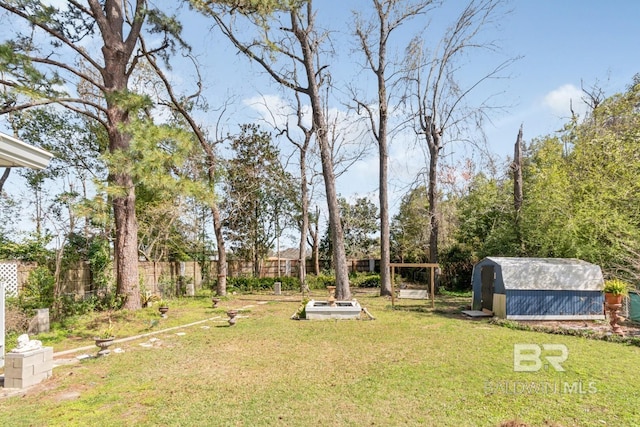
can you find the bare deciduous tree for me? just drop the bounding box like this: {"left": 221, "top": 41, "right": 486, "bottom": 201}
{"left": 406, "top": 0, "right": 515, "bottom": 265}
{"left": 282, "top": 92, "right": 314, "bottom": 292}
{"left": 193, "top": 0, "right": 353, "bottom": 298}
{"left": 511, "top": 124, "right": 524, "bottom": 253}
{"left": 353, "top": 0, "right": 433, "bottom": 296}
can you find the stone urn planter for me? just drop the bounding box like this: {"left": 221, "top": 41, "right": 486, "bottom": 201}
{"left": 605, "top": 293, "right": 623, "bottom": 305}
{"left": 603, "top": 279, "right": 629, "bottom": 336}
{"left": 212, "top": 297, "right": 221, "bottom": 308}
{"left": 326, "top": 285, "right": 336, "bottom": 298}
{"left": 158, "top": 306, "right": 169, "bottom": 318}
{"left": 603, "top": 279, "right": 628, "bottom": 305}
{"left": 94, "top": 337, "right": 115, "bottom": 357}
{"left": 227, "top": 310, "right": 238, "bottom": 326}
{"left": 606, "top": 303, "right": 624, "bottom": 336}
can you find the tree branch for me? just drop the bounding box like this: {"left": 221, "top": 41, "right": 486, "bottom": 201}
{"left": 0, "top": 1, "right": 103, "bottom": 72}
{"left": 210, "top": 13, "right": 308, "bottom": 94}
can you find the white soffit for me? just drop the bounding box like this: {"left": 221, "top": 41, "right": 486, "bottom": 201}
{"left": 0, "top": 132, "right": 53, "bottom": 170}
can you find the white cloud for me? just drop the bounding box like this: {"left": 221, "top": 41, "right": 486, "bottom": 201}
{"left": 243, "top": 94, "right": 300, "bottom": 129}
{"left": 542, "top": 84, "right": 587, "bottom": 119}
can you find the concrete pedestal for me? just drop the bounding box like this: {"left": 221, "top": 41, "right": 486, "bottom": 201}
{"left": 186, "top": 282, "right": 195, "bottom": 297}
{"left": 28, "top": 308, "right": 50, "bottom": 334}
{"left": 305, "top": 300, "right": 362, "bottom": 320}
{"left": 4, "top": 347, "right": 53, "bottom": 389}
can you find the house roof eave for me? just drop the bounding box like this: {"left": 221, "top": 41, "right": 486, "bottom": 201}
{"left": 0, "top": 132, "right": 54, "bottom": 170}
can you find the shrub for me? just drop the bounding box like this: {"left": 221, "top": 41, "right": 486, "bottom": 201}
{"left": 226, "top": 276, "right": 301, "bottom": 293}
{"left": 158, "top": 274, "right": 177, "bottom": 298}
{"left": 349, "top": 272, "right": 380, "bottom": 288}
{"left": 439, "top": 244, "right": 476, "bottom": 292}
{"left": 4, "top": 298, "right": 29, "bottom": 334}
{"left": 294, "top": 297, "right": 310, "bottom": 319}
{"left": 305, "top": 274, "right": 335, "bottom": 290}
{"left": 19, "top": 266, "right": 55, "bottom": 311}
{"left": 59, "top": 294, "right": 96, "bottom": 317}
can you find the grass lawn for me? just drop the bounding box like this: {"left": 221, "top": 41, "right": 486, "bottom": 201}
{"left": 1, "top": 290, "right": 639, "bottom": 426}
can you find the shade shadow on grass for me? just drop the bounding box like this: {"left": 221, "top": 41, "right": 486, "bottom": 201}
{"left": 391, "top": 294, "right": 471, "bottom": 318}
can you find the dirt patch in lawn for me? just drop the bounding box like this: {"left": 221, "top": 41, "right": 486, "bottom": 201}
{"left": 516, "top": 318, "right": 640, "bottom": 337}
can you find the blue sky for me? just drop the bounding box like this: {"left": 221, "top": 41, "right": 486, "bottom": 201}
{"left": 2, "top": 0, "right": 639, "bottom": 238}
{"left": 487, "top": 0, "right": 640, "bottom": 154}
{"left": 178, "top": 0, "right": 640, "bottom": 211}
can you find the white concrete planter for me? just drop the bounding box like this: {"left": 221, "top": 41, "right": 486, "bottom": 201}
{"left": 304, "top": 300, "right": 361, "bottom": 320}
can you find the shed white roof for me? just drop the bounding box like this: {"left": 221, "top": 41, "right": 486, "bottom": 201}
{"left": 486, "top": 257, "right": 604, "bottom": 291}
{"left": 0, "top": 132, "right": 53, "bottom": 170}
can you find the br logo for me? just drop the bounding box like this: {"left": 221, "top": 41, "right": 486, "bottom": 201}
{"left": 513, "top": 344, "right": 568, "bottom": 372}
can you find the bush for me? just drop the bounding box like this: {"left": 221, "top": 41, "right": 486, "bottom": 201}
{"left": 349, "top": 272, "right": 380, "bottom": 288}
{"left": 158, "top": 274, "right": 177, "bottom": 298}
{"left": 226, "top": 276, "right": 301, "bottom": 293}
{"left": 439, "top": 244, "right": 476, "bottom": 292}
{"left": 19, "top": 266, "right": 55, "bottom": 311}
{"left": 59, "top": 294, "right": 95, "bottom": 317}
{"left": 4, "top": 298, "right": 29, "bottom": 334}
{"left": 305, "top": 274, "right": 335, "bottom": 290}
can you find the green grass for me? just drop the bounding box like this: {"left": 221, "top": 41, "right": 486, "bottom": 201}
{"left": 1, "top": 292, "right": 639, "bottom": 426}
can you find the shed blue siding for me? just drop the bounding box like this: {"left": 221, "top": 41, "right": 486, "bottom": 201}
{"left": 506, "top": 290, "right": 604, "bottom": 316}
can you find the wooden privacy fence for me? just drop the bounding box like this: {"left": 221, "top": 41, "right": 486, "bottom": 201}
{"left": 10, "top": 258, "right": 383, "bottom": 298}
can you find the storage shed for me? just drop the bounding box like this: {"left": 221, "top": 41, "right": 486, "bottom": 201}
{"left": 471, "top": 257, "right": 604, "bottom": 320}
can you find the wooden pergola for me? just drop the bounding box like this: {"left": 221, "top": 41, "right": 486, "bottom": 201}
{"left": 390, "top": 263, "right": 439, "bottom": 308}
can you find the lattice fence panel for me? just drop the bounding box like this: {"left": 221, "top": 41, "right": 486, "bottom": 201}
{"left": 0, "top": 263, "right": 18, "bottom": 296}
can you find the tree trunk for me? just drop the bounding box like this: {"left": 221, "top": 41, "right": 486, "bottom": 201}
{"left": 292, "top": 8, "right": 350, "bottom": 299}
{"left": 103, "top": 47, "right": 140, "bottom": 308}
{"left": 308, "top": 205, "right": 321, "bottom": 275}
{"left": 110, "top": 167, "right": 140, "bottom": 310}
{"left": 203, "top": 145, "right": 227, "bottom": 295}
{"left": 427, "top": 129, "right": 440, "bottom": 265}
{"left": 379, "top": 142, "right": 391, "bottom": 295}
{"left": 378, "top": 54, "right": 391, "bottom": 297}
{"left": 99, "top": 0, "right": 143, "bottom": 310}
{"left": 316, "top": 124, "right": 350, "bottom": 299}
{"left": 298, "top": 150, "right": 309, "bottom": 292}
{"left": 254, "top": 202, "right": 260, "bottom": 277}
{"left": 0, "top": 168, "right": 10, "bottom": 193}
{"left": 212, "top": 203, "right": 227, "bottom": 296}
{"left": 52, "top": 245, "right": 65, "bottom": 319}
{"left": 110, "top": 173, "right": 140, "bottom": 309}
{"left": 513, "top": 125, "right": 523, "bottom": 212}
{"left": 513, "top": 124, "right": 524, "bottom": 253}
{"left": 105, "top": 103, "right": 140, "bottom": 309}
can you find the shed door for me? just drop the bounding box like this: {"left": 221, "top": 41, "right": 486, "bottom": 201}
{"left": 480, "top": 266, "right": 495, "bottom": 311}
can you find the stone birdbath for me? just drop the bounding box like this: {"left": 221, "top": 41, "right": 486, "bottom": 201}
{"left": 227, "top": 310, "right": 238, "bottom": 326}
{"left": 94, "top": 337, "right": 115, "bottom": 357}
{"left": 326, "top": 285, "right": 337, "bottom": 307}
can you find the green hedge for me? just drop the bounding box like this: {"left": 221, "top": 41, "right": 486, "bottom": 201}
{"left": 349, "top": 272, "right": 380, "bottom": 288}
{"left": 225, "top": 276, "right": 300, "bottom": 293}
{"left": 305, "top": 274, "right": 335, "bottom": 290}
{"left": 213, "top": 272, "right": 382, "bottom": 293}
